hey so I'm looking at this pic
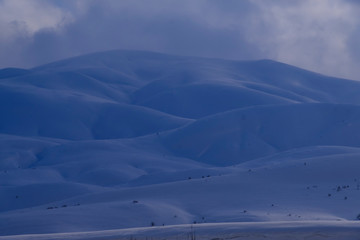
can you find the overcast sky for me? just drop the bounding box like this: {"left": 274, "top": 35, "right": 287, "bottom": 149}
{"left": 1, "top": 0, "right": 360, "bottom": 80}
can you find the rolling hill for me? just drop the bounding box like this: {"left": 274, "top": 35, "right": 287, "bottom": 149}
{"left": 1, "top": 50, "right": 360, "bottom": 237}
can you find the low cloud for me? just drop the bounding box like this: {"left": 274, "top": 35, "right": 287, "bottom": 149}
{"left": 1, "top": 0, "right": 360, "bottom": 80}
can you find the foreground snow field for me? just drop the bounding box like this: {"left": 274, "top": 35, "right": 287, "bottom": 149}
{"left": 2, "top": 222, "right": 360, "bottom": 240}
{"left": 1, "top": 50, "right": 360, "bottom": 238}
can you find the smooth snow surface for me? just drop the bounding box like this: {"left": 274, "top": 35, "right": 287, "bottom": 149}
{"left": 2, "top": 222, "right": 360, "bottom": 240}
{"left": 1, "top": 50, "right": 360, "bottom": 238}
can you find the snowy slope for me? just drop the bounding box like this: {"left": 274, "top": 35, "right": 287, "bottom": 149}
{"left": 164, "top": 103, "right": 360, "bottom": 165}
{"left": 2, "top": 222, "right": 360, "bottom": 240}
{"left": 1, "top": 50, "right": 360, "bottom": 237}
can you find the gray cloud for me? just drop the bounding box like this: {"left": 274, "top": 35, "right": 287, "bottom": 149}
{"left": 1, "top": 0, "right": 360, "bottom": 80}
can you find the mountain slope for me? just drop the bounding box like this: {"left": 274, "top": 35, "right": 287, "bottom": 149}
{"left": 163, "top": 103, "right": 360, "bottom": 165}
{"left": 2, "top": 50, "right": 360, "bottom": 236}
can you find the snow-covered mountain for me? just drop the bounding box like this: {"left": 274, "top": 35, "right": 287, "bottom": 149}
{"left": 1, "top": 50, "right": 360, "bottom": 236}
